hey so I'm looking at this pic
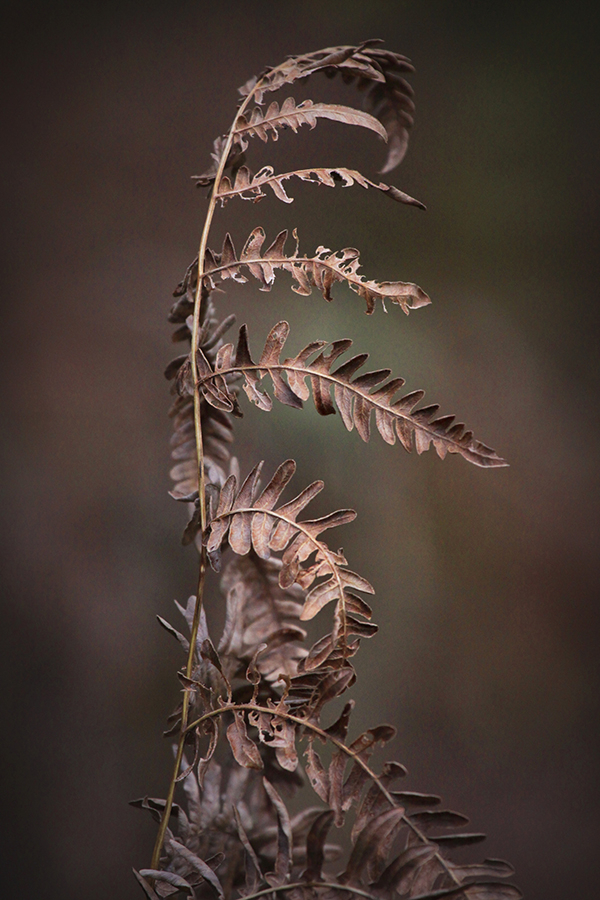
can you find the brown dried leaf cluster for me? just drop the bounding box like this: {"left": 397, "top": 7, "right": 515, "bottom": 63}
{"left": 136, "top": 579, "right": 519, "bottom": 900}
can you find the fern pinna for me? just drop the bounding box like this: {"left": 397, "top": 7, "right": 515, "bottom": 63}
{"left": 133, "top": 42, "right": 518, "bottom": 900}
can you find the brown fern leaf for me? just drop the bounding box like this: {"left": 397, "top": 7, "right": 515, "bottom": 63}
{"left": 232, "top": 97, "right": 387, "bottom": 151}
{"left": 165, "top": 298, "right": 238, "bottom": 502}
{"left": 206, "top": 164, "right": 425, "bottom": 209}
{"left": 360, "top": 46, "right": 416, "bottom": 173}
{"left": 238, "top": 41, "right": 389, "bottom": 101}
{"left": 219, "top": 554, "right": 309, "bottom": 682}
{"left": 238, "top": 41, "right": 415, "bottom": 173}
{"left": 201, "top": 227, "right": 430, "bottom": 314}
{"left": 196, "top": 321, "right": 507, "bottom": 469}
{"left": 204, "top": 459, "right": 374, "bottom": 642}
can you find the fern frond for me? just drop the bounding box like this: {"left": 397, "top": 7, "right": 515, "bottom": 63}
{"left": 199, "top": 227, "right": 430, "bottom": 314}
{"left": 232, "top": 97, "right": 387, "bottom": 150}
{"left": 204, "top": 164, "right": 425, "bottom": 209}
{"left": 195, "top": 321, "right": 508, "bottom": 469}
{"left": 237, "top": 41, "right": 415, "bottom": 172}
{"left": 204, "top": 459, "right": 374, "bottom": 639}
{"left": 219, "top": 554, "right": 309, "bottom": 682}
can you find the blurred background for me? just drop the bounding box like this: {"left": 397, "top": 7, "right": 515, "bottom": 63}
{"left": 2, "top": 1, "right": 599, "bottom": 897}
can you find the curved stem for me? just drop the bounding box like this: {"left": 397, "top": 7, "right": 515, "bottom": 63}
{"left": 150, "top": 556, "right": 207, "bottom": 869}
{"left": 182, "top": 701, "right": 459, "bottom": 885}
{"left": 151, "top": 76, "right": 267, "bottom": 873}
{"left": 190, "top": 91, "right": 263, "bottom": 533}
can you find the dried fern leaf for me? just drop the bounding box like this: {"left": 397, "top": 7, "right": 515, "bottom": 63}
{"left": 219, "top": 555, "right": 308, "bottom": 682}
{"left": 205, "top": 460, "right": 374, "bottom": 642}
{"left": 197, "top": 322, "right": 507, "bottom": 469}
{"left": 232, "top": 97, "right": 387, "bottom": 151}
{"left": 238, "top": 41, "right": 389, "bottom": 101}
{"left": 207, "top": 164, "right": 425, "bottom": 209}
{"left": 237, "top": 41, "right": 415, "bottom": 173}
{"left": 263, "top": 778, "right": 293, "bottom": 886}
{"left": 201, "top": 228, "right": 430, "bottom": 314}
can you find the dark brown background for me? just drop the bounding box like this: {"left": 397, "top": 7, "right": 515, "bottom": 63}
{"left": 2, "top": 2, "right": 599, "bottom": 897}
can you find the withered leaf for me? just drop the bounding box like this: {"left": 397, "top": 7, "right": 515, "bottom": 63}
{"left": 236, "top": 42, "right": 416, "bottom": 174}
{"left": 226, "top": 711, "right": 263, "bottom": 770}
{"left": 373, "top": 843, "right": 439, "bottom": 894}
{"left": 132, "top": 869, "right": 161, "bottom": 900}
{"left": 197, "top": 321, "right": 507, "bottom": 468}
{"left": 303, "top": 810, "right": 335, "bottom": 882}
{"left": 263, "top": 778, "right": 293, "bottom": 886}
{"left": 304, "top": 740, "right": 330, "bottom": 803}
{"left": 212, "top": 164, "right": 425, "bottom": 209}
{"left": 409, "top": 809, "right": 470, "bottom": 829}
{"left": 205, "top": 461, "right": 374, "bottom": 646}
{"left": 169, "top": 840, "right": 225, "bottom": 899}
{"left": 341, "top": 806, "right": 406, "bottom": 884}
{"left": 201, "top": 228, "right": 431, "bottom": 315}
{"left": 138, "top": 870, "right": 193, "bottom": 893}
{"left": 233, "top": 806, "right": 263, "bottom": 893}
{"left": 232, "top": 98, "right": 387, "bottom": 151}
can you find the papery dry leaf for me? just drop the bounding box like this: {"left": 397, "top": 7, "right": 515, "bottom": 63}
{"left": 197, "top": 321, "right": 507, "bottom": 469}
{"left": 263, "top": 778, "right": 293, "bottom": 886}
{"left": 232, "top": 97, "right": 387, "bottom": 150}
{"left": 205, "top": 460, "right": 374, "bottom": 647}
{"left": 341, "top": 806, "right": 406, "bottom": 884}
{"left": 226, "top": 711, "right": 264, "bottom": 770}
{"left": 200, "top": 227, "right": 431, "bottom": 314}
{"left": 236, "top": 41, "right": 415, "bottom": 172}
{"left": 303, "top": 810, "right": 335, "bottom": 882}
{"left": 209, "top": 164, "right": 425, "bottom": 209}
{"left": 168, "top": 840, "right": 225, "bottom": 899}
{"left": 219, "top": 554, "right": 308, "bottom": 682}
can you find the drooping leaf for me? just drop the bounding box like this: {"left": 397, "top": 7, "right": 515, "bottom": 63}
{"left": 210, "top": 164, "right": 424, "bottom": 209}
{"left": 351, "top": 759, "right": 407, "bottom": 842}
{"left": 303, "top": 810, "right": 335, "bottom": 882}
{"left": 201, "top": 228, "right": 431, "bottom": 314}
{"left": 205, "top": 460, "right": 374, "bottom": 649}
{"left": 304, "top": 740, "right": 330, "bottom": 803}
{"left": 226, "top": 711, "right": 264, "bottom": 770}
{"left": 219, "top": 555, "right": 308, "bottom": 682}
{"left": 233, "top": 806, "right": 264, "bottom": 893}
{"left": 197, "top": 322, "right": 507, "bottom": 468}
{"left": 138, "top": 870, "right": 193, "bottom": 893}
{"left": 132, "top": 869, "right": 161, "bottom": 900}
{"left": 232, "top": 97, "right": 387, "bottom": 153}
{"left": 236, "top": 41, "right": 416, "bottom": 172}
{"left": 168, "top": 840, "right": 225, "bottom": 899}
{"left": 263, "top": 778, "right": 293, "bottom": 886}
{"left": 341, "top": 806, "right": 406, "bottom": 884}
{"left": 372, "top": 844, "right": 439, "bottom": 895}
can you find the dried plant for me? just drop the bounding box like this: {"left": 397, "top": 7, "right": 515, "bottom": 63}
{"left": 133, "top": 42, "right": 520, "bottom": 900}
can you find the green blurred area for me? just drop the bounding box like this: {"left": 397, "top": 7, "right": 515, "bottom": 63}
{"left": 2, "top": 2, "right": 599, "bottom": 897}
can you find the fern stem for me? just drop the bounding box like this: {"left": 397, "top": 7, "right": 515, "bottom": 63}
{"left": 190, "top": 84, "right": 265, "bottom": 532}
{"left": 151, "top": 77, "right": 267, "bottom": 873}
{"left": 150, "top": 556, "right": 207, "bottom": 870}
{"left": 182, "top": 701, "right": 460, "bottom": 885}
{"left": 238, "top": 882, "right": 385, "bottom": 900}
